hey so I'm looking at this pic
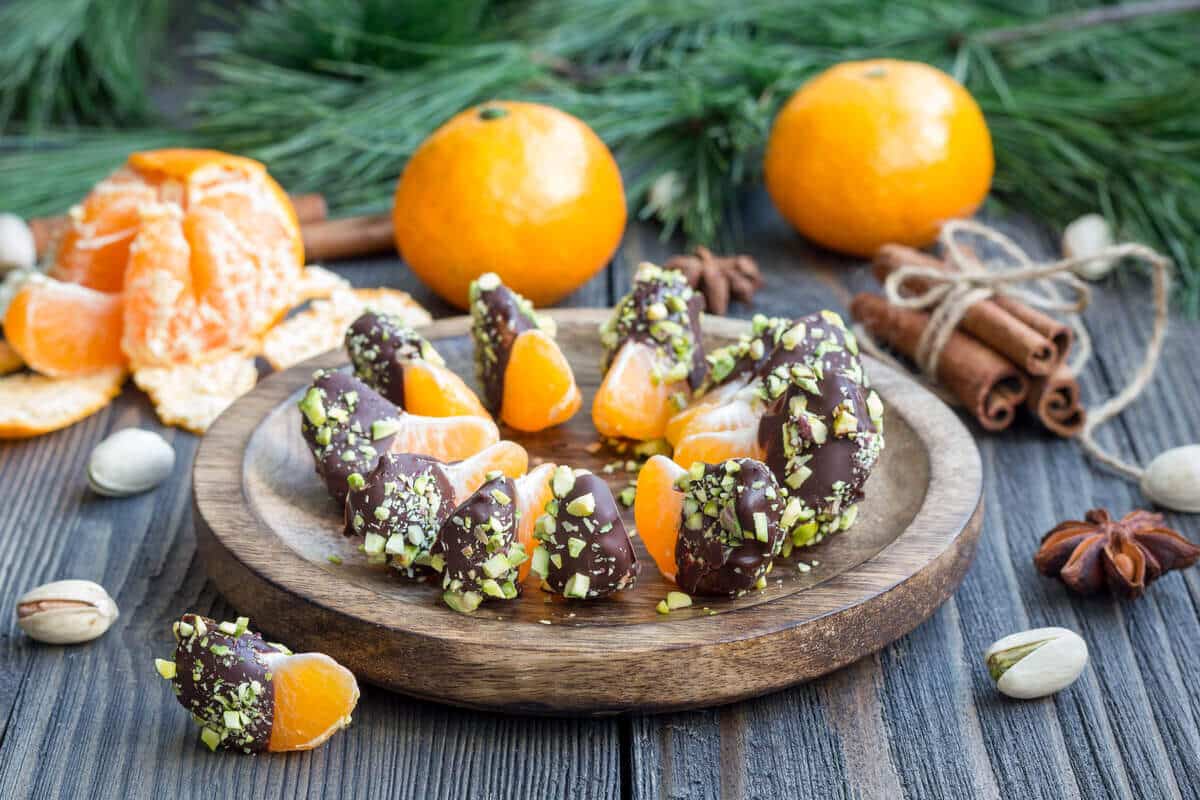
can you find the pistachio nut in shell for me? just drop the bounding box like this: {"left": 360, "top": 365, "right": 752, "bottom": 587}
{"left": 1140, "top": 445, "right": 1200, "bottom": 513}
{"left": 88, "top": 428, "right": 176, "bottom": 497}
{"left": 1062, "top": 213, "right": 1116, "bottom": 281}
{"left": 0, "top": 213, "right": 36, "bottom": 273}
{"left": 984, "top": 626, "right": 1087, "bottom": 700}
{"left": 16, "top": 579, "right": 119, "bottom": 644}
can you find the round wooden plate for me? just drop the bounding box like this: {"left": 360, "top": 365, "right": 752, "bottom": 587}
{"left": 194, "top": 310, "right": 982, "bottom": 715}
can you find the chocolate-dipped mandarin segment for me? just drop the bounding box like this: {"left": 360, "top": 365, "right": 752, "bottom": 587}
{"left": 156, "top": 613, "right": 284, "bottom": 753}
{"left": 600, "top": 262, "right": 706, "bottom": 390}
{"left": 530, "top": 467, "right": 639, "bottom": 598}
{"left": 432, "top": 472, "right": 527, "bottom": 613}
{"left": 299, "top": 370, "right": 400, "bottom": 504}
{"left": 674, "top": 459, "right": 786, "bottom": 597}
{"left": 755, "top": 311, "right": 884, "bottom": 547}
{"left": 345, "top": 311, "right": 443, "bottom": 407}
{"left": 703, "top": 314, "right": 793, "bottom": 391}
{"left": 344, "top": 453, "right": 456, "bottom": 576}
{"left": 469, "top": 272, "right": 548, "bottom": 412}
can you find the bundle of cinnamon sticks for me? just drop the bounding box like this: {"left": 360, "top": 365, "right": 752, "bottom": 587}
{"left": 850, "top": 245, "right": 1084, "bottom": 437}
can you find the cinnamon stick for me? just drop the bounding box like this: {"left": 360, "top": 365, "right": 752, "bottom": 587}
{"left": 30, "top": 192, "right": 330, "bottom": 257}
{"left": 873, "top": 245, "right": 1063, "bottom": 376}
{"left": 1027, "top": 367, "right": 1086, "bottom": 438}
{"left": 301, "top": 214, "right": 396, "bottom": 262}
{"left": 850, "top": 292, "right": 1030, "bottom": 432}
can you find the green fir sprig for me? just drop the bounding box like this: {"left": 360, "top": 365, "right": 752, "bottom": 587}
{"left": 1, "top": 0, "right": 1198, "bottom": 312}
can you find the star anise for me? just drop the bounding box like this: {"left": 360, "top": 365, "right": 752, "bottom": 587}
{"left": 1035, "top": 508, "right": 1200, "bottom": 599}
{"left": 664, "top": 246, "right": 763, "bottom": 315}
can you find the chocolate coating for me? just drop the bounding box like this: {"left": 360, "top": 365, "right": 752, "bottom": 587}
{"left": 674, "top": 459, "right": 786, "bottom": 597}
{"left": 168, "top": 613, "right": 285, "bottom": 753}
{"left": 344, "top": 452, "right": 455, "bottom": 577}
{"left": 299, "top": 370, "right": 400, "bottom": 505}
{"left": 469, "top": 274, "right": 543, "bottom": 411}
{"left": 754, "top": 311, "right": 884, "bottom": 545}
{"left": 702, "top": 314, "right": 791, "bottom": 392}
{"left": 533, "top": 469, "right": 639, "bottom": 598}
{"left": 432, "top": 474, "right": 523, "bottom": 607}
{"left": 601, "top": 263, "right": 706, "bottom": 390}
{"left": 345, "top": 311, "right": 443, "bottom": 407}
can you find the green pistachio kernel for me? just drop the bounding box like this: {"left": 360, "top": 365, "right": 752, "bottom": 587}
{"left": 363, "top": 533, "right": 386, "bottom": 555}
{"left": 567, "top": 537, "right": 587, "bottom": 558}
{"left": 656, "top": 600, "right": 670, "bottom": 615}
{"left": 298, "top": 387, "right": 326, "bottom": 426}
{"left": 753, "top": 511, "right": 770, "bottom": 542}
{"left": 551, "top": 465, "right": 576, "bottom": 498}
{"left": 346, "top": 472, "right": 366, "bottom": 491}
{"left": 566, "top": 493, "right": 596, "bottom": 517}
{"left": 443, "top": 590, "right": 482, "bottom": 614}
{"left": 564, "top": 573, "right": 591, "bottom": 599}
{"left": 530, "top": 546, "right": 550, "bottom": 578}
{"left": 154, "top": 659, "right": 176, "bottom": 680}
{"left": 666, "top": 591, "right": 692, "bottom": 610}
{"left": 618, "top": 486, "right": 637, "bottom": 507}
{"left": 200, "top": 727, "right": 222, "bottom": 752}
{"left": 371, "top": 418, "right": 402, "bottom": 440}
{"left": 482, "top": 553, "right": 511, "bottom": 580}
{"left": 480, "top": 579, "right": 505, "bottom": 599}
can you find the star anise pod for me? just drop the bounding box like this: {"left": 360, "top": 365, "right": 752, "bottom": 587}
{"left": 1034, "top": 508, "right": 1200, "bottom": 599}
{"left": 664, "top": 246, "right": 763, "bottom": 315}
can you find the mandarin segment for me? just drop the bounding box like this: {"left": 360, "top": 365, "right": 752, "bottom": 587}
{"left": 673, "top": 426, "right": 763, "bottom": 470}
{"left": 501, "top": 329, "right": 581, "bottom": 432}
{"left": 4, "top": 276, "right": 126, "bottom": 377}
{"left": 512, "top": 463, "right": 556, "bottom": 582}
{"left": 267, "top": 651, "right": 360, "bottom": 752}
{"left": 633, "top": 456, "right": 687, "bottom": 581}
{"left": 403, "top": 360, "right": 491, "bottom": 420}
{"left": 443, "top": 440, "right": 529, "bottom": 505}
{"left": 592, "top": 341, "right": 682, "bottom": 442}
{"left": 389, "top": 412, "right": 499, "bottom": 464}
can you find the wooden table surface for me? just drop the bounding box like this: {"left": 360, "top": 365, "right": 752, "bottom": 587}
{"left": 1, "top": 192, "right": 1198, "bottom": 800}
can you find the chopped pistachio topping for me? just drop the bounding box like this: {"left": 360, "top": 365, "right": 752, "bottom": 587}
{"left": 564, "top": 573, "right": 591, "bottom": 599}
{"left": 298, "top": 387, "right": 326, "bottom": 426}
{"left": 666, "top": 591, "right": 693, "bottom": 610}
{"left": 154, "top": 658, "right": 177, "bottom": 680}
{"left": 565, "top": 493, "right": 596, "bottom": 517}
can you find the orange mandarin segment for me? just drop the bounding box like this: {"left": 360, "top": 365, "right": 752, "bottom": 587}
{"left": 669, "top": 396, "right": 759, "bottom": 445}
{"left": 444, "top": 440, "right": 530, "bottom": 504}
{"left": 501, "top": 329, "right": 582, "bottom": 432}
{"left": 267, "top": 652, "right": 360, "bottom": 752}
{"left": 50, "top": 177, "right": 156, "bottom": 292}
{"left": 3, "top": 277, "right": 126, "bottom": 377}
{"left": 388, "top": 412, "right": 500, "bottom": 464}
{"left": 592, "top": 341, "right": 685, "bottom": 442}
{"left": 634, "top": 456, "right": 686, "bottom": 581}
{"left": 513, "top": 462, "right": 556, "bottom": 581}
{"left": 673, "top": 426, "right": 763, "bottom": 471}
{"left": 403, "top": 360, "right": 490, "bottom": 419}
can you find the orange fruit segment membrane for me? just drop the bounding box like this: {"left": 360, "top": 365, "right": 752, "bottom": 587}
{"left": 443, "top": 440, "right": 530, "bottom": 504}
{"left": 156, "top": 613, "right": 358, "bottom": 754}
{"left": 633, "top": 456, "right": 687, "bottom": 581}
{"left": 673, "top": 423, "right": 764, "bottom": 470}
{"left": 469, "top": 272, "right": 579, "bottom": 432}
{"left": 3, "top": 276, "right": 125, "bottom": 377}
{"left": 431, "top": 473, "right": 526, "bottom": 613}
{"left": 267, "top": 651, "right": 360, "bottom": 752}
{"left": 502, "top": 330, "right": 582, "bottom": 431}
{"left": 389, "top": 412, "right": 499, "bottom": 463}
{"left": 594, "top": 263, "right": 705, "bottom": 443}
{"left": 344, "top": 310, "right": 486, "bottom": 418}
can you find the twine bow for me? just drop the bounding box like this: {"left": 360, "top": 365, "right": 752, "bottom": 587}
{"left": 869, "top": 218, "right": 1173, "bottom": 482}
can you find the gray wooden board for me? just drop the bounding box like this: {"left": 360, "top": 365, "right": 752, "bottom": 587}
{"left": 1, "top": 192, "right": 1198, "bottom": 799}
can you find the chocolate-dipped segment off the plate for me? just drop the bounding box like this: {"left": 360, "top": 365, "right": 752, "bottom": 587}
{"left": 754, "top": 311, "right": 884, "bottom": 547}
{"left": 298, "top": 370, "right": 401, "bottom": 505}
{"left": 432, "top": 473, "right": 525, "bottom": 613}
{"left": 531, "top": 468, "right": 639, "bottom": 599}
{"left": 674, "top": 459, "right": 786, "bottom": 597}
{"left": 600, "top": 263, "right": 706, "bottom": 390}
{"left": 469, "top": 273, "right": 545, "bottom": 412}
{"left": 344, "top": 452, "right": 455, "bottom": 577}
{"left": 164, "top": 613, "right": 287, "bottom": 753}
{"left": 345, "top": 311, "right": 443, "bottom": 407}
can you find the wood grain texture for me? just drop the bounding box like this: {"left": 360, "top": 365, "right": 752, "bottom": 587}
{"left": 194, "top": 310, "right": 982, "bottom": 714}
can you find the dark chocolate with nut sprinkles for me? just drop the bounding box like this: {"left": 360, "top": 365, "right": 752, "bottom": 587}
{"left": 674, "top": 459, "right": 786, "bottom": 597}
{"left": 344, "top": 452, "right": 455, "bottom": 577}
{"left": 600, "top": 262, "right": 706, "bottom": 391}
{"left": 345, "top": 311, "right": 443, "bottom": 407}
{"left": 469, "top": 272, "right": 547, "bottom": 411}
{"left": 530, "top": 467, "right": 639, "bottom": 599}
{"left": 431, "top": 472, "right": 527, "bottom": 613}
{"left": 754, "top": 311, "right": 884, "bottom": 548}
{"left": 299, "top": 370, "right": 401, "bottom": 505}
{"left": 702, "top": 314, "right": 792, "bottom": 393}
{"left": 159, "top": 613, "right": 287, "bottom": 753}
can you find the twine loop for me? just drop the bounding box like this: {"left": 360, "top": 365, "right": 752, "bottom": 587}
{"left": 872, "top": 218, "right": 1173, "bottom": 482}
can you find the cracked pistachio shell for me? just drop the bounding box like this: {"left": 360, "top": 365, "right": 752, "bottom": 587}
{"left": 88, "top": 428, "right": 175, "bottom": 497}
{"left": 1140, "top": 445, "right": 1200, "bottom": 513}
{"left": 17, "top": 579, "right": 119, "bottom": 644}
{"left": 0, "top": 213, "right": 36, "bottom": 273}
{"left": 985, "top": 627, "right": 1088, "bottom": 700}
{"left": 1062, "top": 213, "right": 1116, "bottom": 281}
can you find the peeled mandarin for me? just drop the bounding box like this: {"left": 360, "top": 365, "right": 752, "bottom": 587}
{"left": 673, "top": 426, "right": 763, "bottom": 470}
{"left": 634, "top": 456, "right": 687, "bottom": 581}
{"left": 267, "top": 651, "right": 360, "bottom": 752}
{"left": 444, "top": 440, "right": 530, "bottom": 504}
{"left": 4, "top": 277, "right": 126, "bottom": 377}
{"left": 501, "top": 329, "right": 582, "bottom": 432}
{"left": 592, "top": 342, "right": 684, "bottom": 441}
{"left": 403, "top": 360, "right": 491, "bottom": 419}
{"left": 388, "top": 412, "right": 500, "bottom": 464}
